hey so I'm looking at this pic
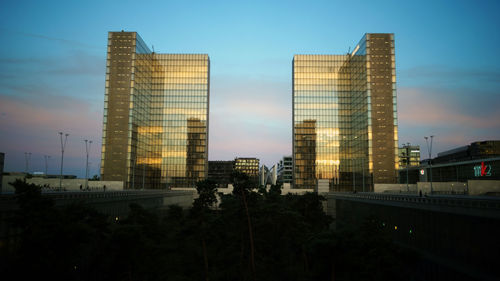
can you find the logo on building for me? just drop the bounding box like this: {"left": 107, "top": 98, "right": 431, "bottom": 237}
{"left": 473, "top": 162, "right": 491, "bottom": 177}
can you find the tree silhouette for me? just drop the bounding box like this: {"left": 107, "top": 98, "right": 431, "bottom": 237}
{"left": 1, "top": 178, "right": 417, "bottom": 281}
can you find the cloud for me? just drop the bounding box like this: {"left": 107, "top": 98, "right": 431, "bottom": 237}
{"left": 209, "top": 76, "right": 292, "bottom": 166}
{"left": 0, "top": 93, "right": 102, "bottom": 176}
{"left": 401, "top": 65, "right": 500, "bottom": 83}
{"left": 398, "top": 87, "right": 500, "bottom": 129}
{"left": 397, "top": 86, "right": 500, "bottom": 157}
{"left": 399, "top": 65, "right": 500, "bottom": 90}
{"left": 0, "top": 51, "right": 105, "bottom": 77}
{"left": 0, "top": 28, "right": 100, "bottom": 50}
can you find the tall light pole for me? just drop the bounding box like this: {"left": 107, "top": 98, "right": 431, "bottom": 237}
{"left": 362, "top": 158, "right": 365, "bottom": 192}
{"left": 142, "top": 161, "right": 145, "bottom": 189}
{"left": 59, "top": 132, "right": 69, "bottom": 191}
{"left": 424, "top": 136, "right": 434, "bottom": 194}
{"left": 132, "top": 157, "right": 136, "bottom": 189}
{"left": 352, "top": 158, "right": 355, "bottom": 192}
{"left": 24, "top": 152, "right": 31, "bottom": 174}
{"left": 405, "top": 142, "right": 410, "bottom": 192}
{"left": 44, "top": 155, "right": 51, "bottom": 175}
{"left": 84, "top": 140, "right": 92, "bottom": 190}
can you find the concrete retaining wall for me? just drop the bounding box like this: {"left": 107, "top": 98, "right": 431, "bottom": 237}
{"left": 417, "top": 182, "right": 467, "bottom": 194}
{"left": 374, "top": 183, "right": 417, "bottom": 193}
{"left": 468, "top": 180, "right": 500, "bottom": 196}
{"left": 282, "top": 183, "right": 313, "bottom": 195}
{"left": 2, "top": 175, "right": 123, "bottom": 193}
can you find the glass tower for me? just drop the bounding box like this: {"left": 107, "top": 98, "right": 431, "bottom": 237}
{"left": 101, "top": 32, "right": 209, "bottom": 189}
{"left": 293, "top": 33, "right": 398, "bottom": 191}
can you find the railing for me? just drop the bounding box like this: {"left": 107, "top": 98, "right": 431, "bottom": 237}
{"left": 45, "top": 190, "right": 191, "bottom": 200}
{"left": 328, "top": 192, "right": 500, "bottom": 211}
{"left": 0, "top": 189, "right": 195, "bottom": 204}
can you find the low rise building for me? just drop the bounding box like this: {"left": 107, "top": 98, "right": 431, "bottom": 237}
{"left": 208, "top": 160, "right": 234, "bottom": 188}
{"left": 399, "top": 141, "right": 500, "bottom": 185}
{"left": 234, "top": 157, "right": 259, "bottom": 185}
{"left": 398, "top": 144, "right": 420, "bottom": 169}
{"left": 277, "top": 156, "right": 292, "bottom": 184}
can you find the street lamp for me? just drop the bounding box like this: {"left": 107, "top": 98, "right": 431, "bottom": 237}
{"left": 44, "top": 155, "right": 51, "bottom": 175}
{"left": 132, "top": 157, "right": 136, "bottom": 189}
{"left": 404, "top": 142, "right": 410, "bottom": 192}
{"left": 59, "top": 132, "right": 69, "bottom": 191}
{"left": 352, "top": 158, "right": 355, "bottom": 192}
{"left": 424, "top": 135, "right": 434, "bottom": 194}
{"left": 142, "top": 161, "right": 146, "bottom": 190}
{"left": 24, "top": 152, "right": 32, "bottom": 174}
{"left": 84, "top": 140, "right": 93, "bottom": 191}
{"left": 361, "top": 158, "right": 365, "bottom": 192}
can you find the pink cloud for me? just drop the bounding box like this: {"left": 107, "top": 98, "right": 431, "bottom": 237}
{"left": 208, "top": 76, "right": 292, "bottom": 166}
{"left": 397, "top": 86, "right": 500, "bottom": 157}
{"left": 398, "top": 87, "right": 500, "bottom": 129}
{"left": 0, "top": 94, "right": 102, "bottom": 174}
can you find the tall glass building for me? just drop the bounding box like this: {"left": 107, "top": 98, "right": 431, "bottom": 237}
{"left": 101, "top": 31, "right": 209, "bottom": 189}
{"left": 293, "top": 33, "right": 398, "bottom": 191}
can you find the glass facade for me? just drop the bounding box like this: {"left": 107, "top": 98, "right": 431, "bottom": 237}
{"left": 293, "top": 33, "right": 398, "bottom": 191}
{"left": 399, "top": 145, "right": 421, "bottom": 169}
{"left": 234, "top": 157, "right": 259, "bottom": 185}
{"left": 101, "top": 32, "right": 209, "bottom": 189}
{"left": 208, "top": 160, "right": 235, "bottom": 188}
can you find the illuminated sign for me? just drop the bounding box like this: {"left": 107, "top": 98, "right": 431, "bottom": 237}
{"left": 473, "top": 162, "right": 492, "bottom": 177}
{"left": 420, "top": 169, "right": 425, "bottom": 176}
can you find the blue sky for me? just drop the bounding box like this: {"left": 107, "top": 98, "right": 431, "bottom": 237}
{"left": 1, "top": 0, "right": 499, "bottom": 177}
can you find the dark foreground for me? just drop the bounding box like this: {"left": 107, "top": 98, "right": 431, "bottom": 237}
{"left": 0, "top": 177, "right": 417, "bottom": 281}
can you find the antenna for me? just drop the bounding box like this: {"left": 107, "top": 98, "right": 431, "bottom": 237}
{"left": 347, "top": 46, "right": 351, "bottom": 54}
{"left": 152, "top": 45, "right": 155, "bottom": 53}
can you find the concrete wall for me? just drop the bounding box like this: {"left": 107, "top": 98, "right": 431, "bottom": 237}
{"left": 282, "top": 183, "right": 313, "bottom": 195}
{"left": 162, "top": 191, "right": 195, "bottom": 208}
{"left": 216, "top": 184, "right": 234, "bottom": 195}
{"left": 374, "top": 183, "right": 417, "bottom": 193}
{"left": 328, "top": 194, "right": 500, "bottom": 281}
{"left": 417, "top": 182, "right": 467, "bottom": 194}
{"left": 315, "top": 179, "right": 329, "bottom": 194}
{"left": 215, "top": 183, "right": 315, "bottom": 196}
{"left": 374, "top": 181, "right": 500, "bottom": 196}
{"left": 468, "top": 180, "right": 500, "bottom": 196}
{"left": 2, "top": 175, "right": 123, "bottom": 193}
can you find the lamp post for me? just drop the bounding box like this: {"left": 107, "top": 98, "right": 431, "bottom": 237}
{"left": 24, "top": 152, "right": 31, "bottom": 174}
{"left": 351, "top": 136, "right": 359, "bottom": 193}
{"left": 59, "top": 132, "right": 69, "bottom": 191}
{"left": 132, "top": 157, "right": 136, "bottom": 189}
{"left": 44, "top": 155, "right": 51, "bottom": 175}
{"left": 362, "top": 158, "right": 365, "bottom": 192}
{"left": 405, "top": 142, "right": 410, "bottom": 192}
{"left": 84, "top": 140, "right": 92, "bottom": 191}
{"left": 142, "top": 161, "right": 145, "bottom": 189}
{"left": 352, "top": 158, "right": 355, "bottom": 192}
{"left": 424, "top": 136, "right": 434, "bottom": 194}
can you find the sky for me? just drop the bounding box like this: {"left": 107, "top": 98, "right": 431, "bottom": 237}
{"left": 1, "top": 0, "right": 499, "bottom": 178}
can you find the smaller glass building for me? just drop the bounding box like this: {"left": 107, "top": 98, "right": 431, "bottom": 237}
{"left": 234, "top": 157, "right": 259, "bottom": 185}
{"left": 399, "top": 144, "right": 420, "bottom": 169}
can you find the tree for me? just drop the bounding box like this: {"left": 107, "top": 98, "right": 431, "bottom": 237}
{"left": 193, "top": 179, "right": 218, "bottom": 211}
